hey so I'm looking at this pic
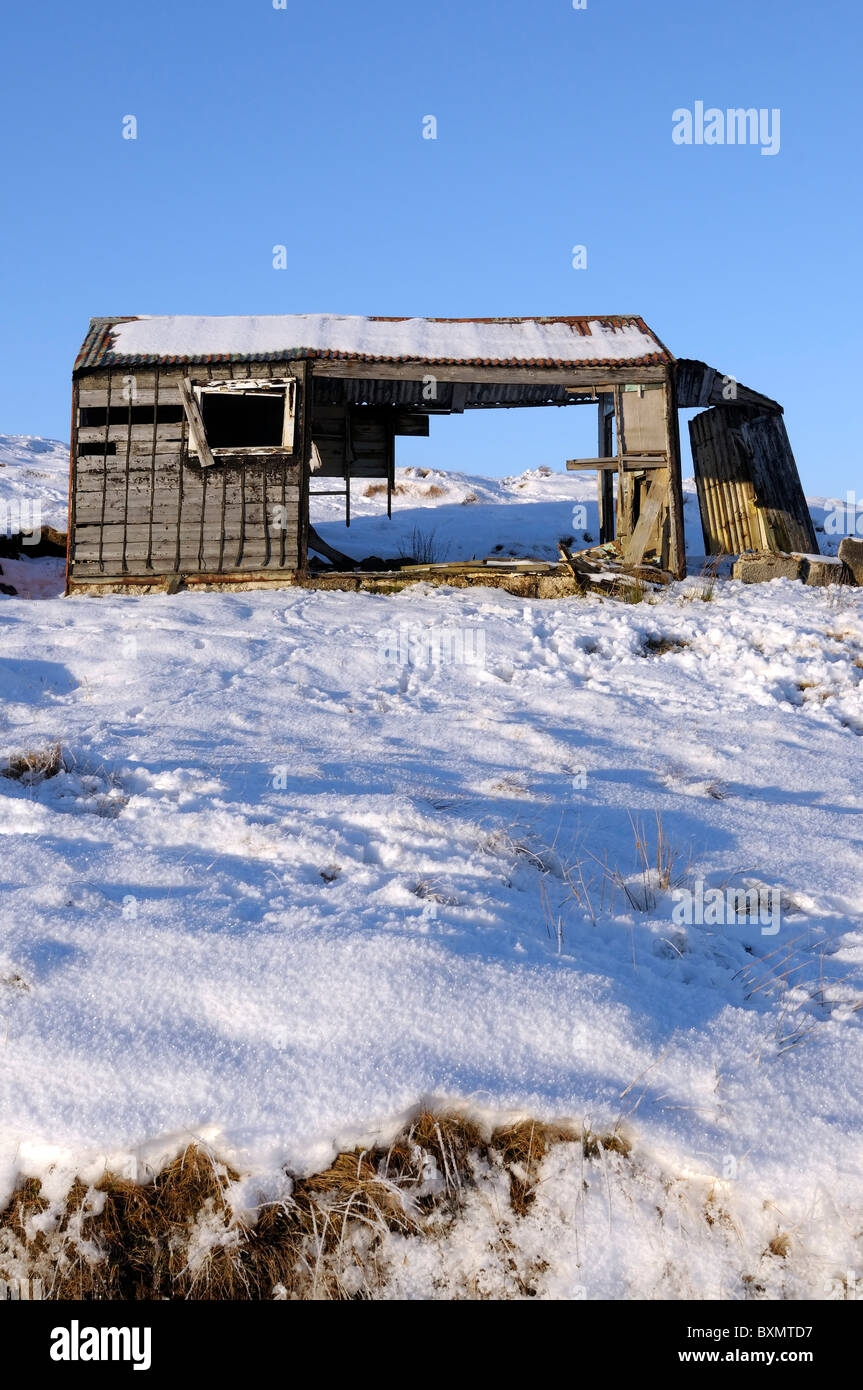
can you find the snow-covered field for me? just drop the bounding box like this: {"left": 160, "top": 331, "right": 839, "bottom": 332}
{"left": 1, "top": 435, "right": 862, "bottom": 1298}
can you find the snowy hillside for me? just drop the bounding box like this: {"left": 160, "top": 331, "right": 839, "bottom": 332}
{"left": 311, "top": 464, "right": 715, "bottom": 564}
{"left": 0, "top": 433, "right": 69, "bottom": 531}
{"left": 1, "top": 438, "right": 862, "bottom": 1298}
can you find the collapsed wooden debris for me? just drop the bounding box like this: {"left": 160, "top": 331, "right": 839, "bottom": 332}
{"left": 558, "top": 541, "right": 673, "bottom": 591}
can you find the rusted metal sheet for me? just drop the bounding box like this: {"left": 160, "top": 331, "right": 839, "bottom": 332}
{"left": 689, "top": 405, "right": 817, "bottom": 556}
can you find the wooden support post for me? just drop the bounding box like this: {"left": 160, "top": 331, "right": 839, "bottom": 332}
{"left": 386, "top": 416, "right": 395, "bottom": 520}
{"left": 598, "top": 395, "right": 615, "bottom": 544}
{"left": 664, "top": 367, "right": 687, "bottom": 578}
{"left": 299, "top": 360, "right": 312, "bottom": 569}
{"left": 613, "top": 387, "right": 636, "bottom": 551}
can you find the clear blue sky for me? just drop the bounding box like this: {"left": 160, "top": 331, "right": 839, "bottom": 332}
{"left": 0, "top": 0, "right": 859, "bottom": 493}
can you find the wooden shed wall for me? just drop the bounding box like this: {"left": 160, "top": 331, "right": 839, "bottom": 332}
{"left": 69, "top": 362, "right": 306, "bottom": 583}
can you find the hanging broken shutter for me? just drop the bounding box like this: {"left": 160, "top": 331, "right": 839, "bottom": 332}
{"left": 178, "top": 377, "right": 216, "bottom": 468}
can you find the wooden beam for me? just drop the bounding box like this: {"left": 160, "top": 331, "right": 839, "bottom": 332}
{"left": 567, "top": 456, "right": 669, "bottom": 471}
{"left": 567, "top": 458, "right": 618, "bottom": 471}
{"left": 307, "top": 525, "right": 357, "bottom": 569}
{"left": 311, "top": 361, "right": 667, "bottom": 386}
{"left": 177, "top": 377, "right": 215, "bottom": 469}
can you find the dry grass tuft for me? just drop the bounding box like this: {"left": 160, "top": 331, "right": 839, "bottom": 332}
{"left": 611, "top": 577, "right": 648, "bottom": 605}
{"left": 363, "top": 483, "right": 405, "bottom": 498}
{"left": 767, "top": 1232, "right": 791, "bottom": 1259}
{"left": 1, "top": 743, "right": 64, "bottom": 784}
{"left": 0, "top": 1116, "right": 631, "bottom": 1300}
{"left": 642, "top": 636, "right": 689, "bottom": 657}
{"left": 404, "top": 526, "right": 441, "bottom": 565}
{"left": 491, "top": 1121, "right": 577, "bottom": 1215}
{"left": 581, "top": 1129, "right": 632, "bottom": 1161}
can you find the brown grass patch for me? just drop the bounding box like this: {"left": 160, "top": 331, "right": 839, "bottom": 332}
{"left": 1, "top": 743, "right": 64, "bottom": 784}
{"left": 491, "top": 1121, "right": 577, "bottom": 1215}
{"left": 642, "top": 636, "right": 689, "bottom": 657}
{"left": 363, "top": 484, "right": 405, "bottom": 498}
{"left": 0, "top": 1114, "right": 630, "bottom": 1301}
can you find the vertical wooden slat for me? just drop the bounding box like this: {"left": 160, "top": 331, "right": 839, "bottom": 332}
{"left": 173, "top": 408, "right": 186, "bottom": 573}
{"left": 218, "top": 464, "right": 228, "bottom": 573}
{"left": 197, "top": 465, "right": 208, "bottom": 572}
{"left": 146, "top": 368, "right": 160, "bottom": 571}
{"left": 279, "top": 451, "right": 288, "bottom": 568}
{"left": 235, "top": 466, "right": 246, "bottom": 568}
{"left": 299, "top": 360, "right": 312, "bottom": 572}
{"left": 121, "top": 385, "right": 134, "bottom": 573}
{"left": 262, "top": 452, "right": 270, "bottom": 568}
{"left": 97, "top": 372, "right": 113, "bottom": 572}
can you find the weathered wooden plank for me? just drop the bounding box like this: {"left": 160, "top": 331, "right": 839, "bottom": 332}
{"left": 619, "top": 386, "right": 667, "bottom": 455}
{"left": 78, "top": 424, "right": 185, "bottom": 445}
{"left": 623, "top": 475, "right": 668, "bottom": 566}
{"left": 567, "top": 456, "right": 667, "bottom": 471}
{"left": 76, "top": 519, "right": 298, "bottom": 539}
{"left": 177, "top": 377, "right": 214, "bottom": 470}
{"left": 78, "top": 388, "right": 183, "bottom": 408}
{"left": 76, "top": 363, "right": 304, "bottom": 391}
{"left": 73, "top": 544, "right": 298, "bottom": 566}
{"left": 663, "top": 365, "right": 687, "bottom": 578}
{"left": 311, "top": 362, "right": 667, "bottom": 386}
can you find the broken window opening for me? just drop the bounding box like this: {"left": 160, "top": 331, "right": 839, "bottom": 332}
{"left": 200, "top": 391, "right": 286, "bottom": 450}
{"left": 180, "top": 378, "right": 297, "bottom": 464}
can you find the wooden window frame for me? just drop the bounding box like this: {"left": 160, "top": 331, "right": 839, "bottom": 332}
{"left": 180, "top": 377, "right": 297, "bottom": 466}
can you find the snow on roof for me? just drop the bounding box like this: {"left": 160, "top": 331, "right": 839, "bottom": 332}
{"left": 75, "top": 314, "right": 674, "bottom": 370}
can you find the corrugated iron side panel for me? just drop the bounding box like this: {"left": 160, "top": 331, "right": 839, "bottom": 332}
{"left": 690, "top": 408, "right": 762, "bottom": 555}
{"left": 312, "top": 378, "right": 597, "bottom": 408}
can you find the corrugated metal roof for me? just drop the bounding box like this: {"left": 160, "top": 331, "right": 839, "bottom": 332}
{"left": 74, "top": 314, "right": 674, "bottom": 372}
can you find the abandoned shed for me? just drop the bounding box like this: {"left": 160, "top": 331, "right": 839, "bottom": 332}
{"left": 67, "top": 314, "right": 816, "bottom": 593}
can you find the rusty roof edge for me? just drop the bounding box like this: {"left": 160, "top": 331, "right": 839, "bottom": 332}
{"left": 73, "top": 317, "right": 138, "bottom": 373}
{"left": 76, "top": 352, "right": 674, "bottom": 373}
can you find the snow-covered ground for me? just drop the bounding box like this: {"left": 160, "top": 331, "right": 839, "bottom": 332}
{"left": 0, "top": 433, "right": 69, "bottom": 532}
{"left": 311, "top": 463, "right": 715, "bottom": 566}
{"left": 1, "top": 435, "right": 862, "bottom": 1298}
